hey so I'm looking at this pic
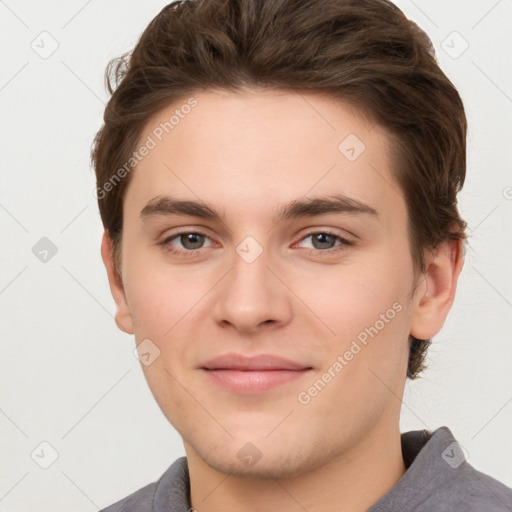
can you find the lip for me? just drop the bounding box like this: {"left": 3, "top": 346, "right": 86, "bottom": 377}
{"left": 200, "top": 353, "right": 313, "bottom": 394}
{"left": 201, "top": 353, "right": 311, "bottom": 371}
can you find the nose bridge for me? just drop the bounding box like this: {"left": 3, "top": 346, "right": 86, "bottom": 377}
{"left": 212, "top": 240, "right": 291, "bottom": 331}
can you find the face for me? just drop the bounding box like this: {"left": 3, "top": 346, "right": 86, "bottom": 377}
{"left": 108, "top": 88, "right": 430, "bottom": 478}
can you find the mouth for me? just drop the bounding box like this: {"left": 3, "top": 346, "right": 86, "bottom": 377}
{"left": 200, "top": 353, "right": 313, "bottom": 394}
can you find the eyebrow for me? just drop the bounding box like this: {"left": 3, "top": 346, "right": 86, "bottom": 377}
{"left": 140, "top": 194, "right": 379, "bottom": 224}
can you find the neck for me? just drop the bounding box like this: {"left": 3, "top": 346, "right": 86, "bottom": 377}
{"left": 185, "top": 419, "right": 406, "bottom": 512}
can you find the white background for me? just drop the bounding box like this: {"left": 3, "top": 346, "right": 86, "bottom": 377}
{"left": 1, "top": 0, "right": 511, "bottom": 510}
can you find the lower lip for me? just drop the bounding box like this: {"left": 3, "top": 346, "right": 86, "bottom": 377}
{"left": 201, "top": 369, "right": 312, "bottom": 394}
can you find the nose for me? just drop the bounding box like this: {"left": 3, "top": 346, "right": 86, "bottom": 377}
{"left": 212, "top": 248, "right": 293, "bottom": 334}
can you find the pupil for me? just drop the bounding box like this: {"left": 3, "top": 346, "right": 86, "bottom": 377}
{"left": 313, "top": 233, "right": 334, "bottom": 249}
{"left": 182, "top": 233, "right": 204, "bottom": 250}
{"left": 178, "top": 233, "right": 335, "bottom": 251}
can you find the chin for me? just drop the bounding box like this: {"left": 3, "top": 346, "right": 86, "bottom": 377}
{"left": 190, "top": 437, "right": 320, "bottom": 480}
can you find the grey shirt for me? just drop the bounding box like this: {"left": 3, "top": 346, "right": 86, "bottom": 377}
{"left": 100, "top": 426, "right": 512, "bottom": 511}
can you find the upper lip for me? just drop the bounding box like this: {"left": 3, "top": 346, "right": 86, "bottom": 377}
{"left": 201, "top": 353, "right": 311, "bottom": 371}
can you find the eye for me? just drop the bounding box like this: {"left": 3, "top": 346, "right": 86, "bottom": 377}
{"left": 296, "top": 231, "right": 352, "bottom": 253}
{"left": 159, "top": 229, "right": 352, "bottom": 258}
{"left": 161, "top": 231, "right": 214, "bottom": 255}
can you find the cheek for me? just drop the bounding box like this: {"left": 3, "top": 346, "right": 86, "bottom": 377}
{"left": 123, "top": 252, "right": 209, "bottom": 338}
{"left": 140, "top": 358, "right": 198, "bottom": 433}
{"left": 300, "top": 275, "right": 411, "bottom": 435}
{"left": 305, "top": 249, "right": 412, "bottom": 336}
{"left": 305, "top": 246, "right": 413, "bottom": 386}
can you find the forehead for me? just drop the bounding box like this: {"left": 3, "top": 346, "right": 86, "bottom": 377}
{"left": 124, "top": 88, "right": 405, "bottom": 225}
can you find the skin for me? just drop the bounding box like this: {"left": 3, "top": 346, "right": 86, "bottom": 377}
{"left": 101, "top": 88, "right": 464, "bottom": 512}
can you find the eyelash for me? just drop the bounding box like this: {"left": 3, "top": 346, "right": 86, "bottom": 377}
{"left": 160, "top": 230, "right": 353, "bottom": 257}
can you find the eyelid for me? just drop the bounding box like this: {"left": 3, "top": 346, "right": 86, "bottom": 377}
{"left": 293, "top": 223, "right": 355, "bottom": 241}
{"left": 293, "top": 229, "right": 353, "bottom": 249}
{"left": 161, "top": 229, "right": 216, "bottom": 252}
{"left": 160, "top": 227, "right": 354, "bottom": 257}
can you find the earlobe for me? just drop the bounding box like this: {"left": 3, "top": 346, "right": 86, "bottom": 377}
{"left": 410, "top": 239, "right": 465, "bottom": 340}
{"left": 100, "top": 231, "right": 134, "bottom": 335}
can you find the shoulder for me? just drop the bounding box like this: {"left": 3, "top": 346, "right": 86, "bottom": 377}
{"left": 100, "top": 482, "right": 156, "bottom": 512}
{"left": 411, "top": 427, "right": 512, "bottom": 511}
{"left": 433, "top": 463, "right": 512, "bottom": 511}
{"left": 99, "top": 457, "right": 190, "bottom": 512}
{"left": 371, "top": 427, "right": 512, "bottom": 511}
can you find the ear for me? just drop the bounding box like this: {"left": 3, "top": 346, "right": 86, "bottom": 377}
{"left": 410, "top": 238, "right": 465, "bottom": 339}
{"left": 100, "top": 230, "right": 134, "bottom": 335}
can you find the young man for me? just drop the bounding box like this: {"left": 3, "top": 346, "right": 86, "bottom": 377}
{"left": 93, "top": 0, "right": 512, "bottom": 510}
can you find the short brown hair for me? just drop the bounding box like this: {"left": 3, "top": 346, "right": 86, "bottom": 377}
{"left": 91, "top": 0, "right": 467, "bottom": 379}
